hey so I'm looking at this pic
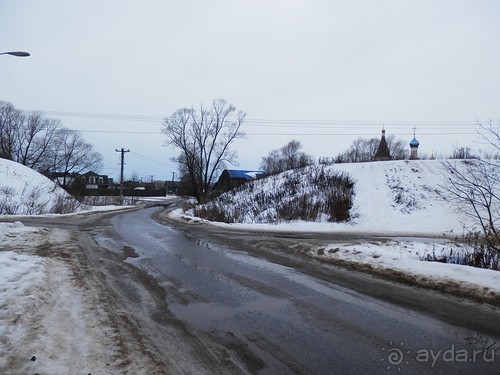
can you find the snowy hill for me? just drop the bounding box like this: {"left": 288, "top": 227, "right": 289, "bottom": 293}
{"left": 191, "top": 160, "right": 476, "bottom": 236}
{"left": 331, "top": 159, "right": 469, "bottom": 235}
{"left": 0, "top": 158, "right": 80, "bottom": 215}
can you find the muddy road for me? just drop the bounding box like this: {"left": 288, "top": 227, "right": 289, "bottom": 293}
{"left": 13, "top": 204, "right": 500, "bottom": 374}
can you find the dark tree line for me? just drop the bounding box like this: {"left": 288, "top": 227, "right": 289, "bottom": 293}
{"left": 0, "top": 101, "right": 102, "bottom": 187}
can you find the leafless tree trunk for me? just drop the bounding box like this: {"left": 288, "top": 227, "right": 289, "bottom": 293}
{"left": 161, "top": 99, "right": 245, "bottom": 203}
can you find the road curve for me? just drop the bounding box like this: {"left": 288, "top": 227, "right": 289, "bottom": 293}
{"left": 96, "top": 206, "right": 500, "bottom": 374}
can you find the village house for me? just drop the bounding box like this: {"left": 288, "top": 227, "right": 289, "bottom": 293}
{"left": 79, "top": 171, "right": 111, "bottom": 190}
{"left": 215, "top": 169, "right": 266, "bottom": 191}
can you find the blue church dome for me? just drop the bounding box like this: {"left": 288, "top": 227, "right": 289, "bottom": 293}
{"left": 409, "top": 137, "right": 420, "bottom": 147}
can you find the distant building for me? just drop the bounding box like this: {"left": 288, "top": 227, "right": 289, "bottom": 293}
{"left": 48, "top": 171, "right": 111, "bottom": 191}
{"left": 164, "top": 180, "right": 180, "bottom": 194}
{"left": 409, "top": 127, "right": 420, "bottom": 160}
{"left": 374, "top": 128, "right": 391, "bottom": 161}
{"left": 216, "top": 169, "right": 265, "bottom": 191}
{"left": 80, "top": 171, "right": 110, "bottom": 190}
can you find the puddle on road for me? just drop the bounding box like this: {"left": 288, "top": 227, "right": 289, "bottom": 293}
{"left": 169, "top": 295, "right": 289, "bottom": 331}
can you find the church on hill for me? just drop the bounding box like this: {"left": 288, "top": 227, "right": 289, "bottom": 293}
{"left": 374, "top": 128, "right": 391, "bottom": 161}
{"left": 373, "top": 127, "right": 421, "bottom": 161}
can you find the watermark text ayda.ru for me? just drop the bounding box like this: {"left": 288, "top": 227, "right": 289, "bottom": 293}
{"left": 382, "top": 341, "right": 496, "bottom": 370}
{"left": 415, "top": 345, "right": 495, "bottom": 367}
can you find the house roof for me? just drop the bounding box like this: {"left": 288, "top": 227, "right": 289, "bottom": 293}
{"left": 82, "top": 171, "right": 101, "bottom": 177}
{"left": 221, "top": 169, "right": 265, "bottom": 180}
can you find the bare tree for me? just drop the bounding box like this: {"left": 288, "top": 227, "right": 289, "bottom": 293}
{"left": 260, "top": 140, "right": 314, "bottom": 175}
{"left": 339, "top": 137, "right": 379, "bottom": 163}
{"left": 52, "top": 128, "right": 103, "bottom": 188}
{"left": 260, "top": 149, "right": 283, "bottom": 175}
{"left": 1, "top": 101, "right": 103, "bottom": 188}
{"left": 0, "top": 101, "right": 23, "bottom": 160}
{"left": 386, "top": 135, "right": 407, "bottom": 160}
{"left": 161, "top": 99, "right": 245, "bottom": 203}
{"left": 443, "top": 123, "right": 500, "bottom": 253}
{"left": 13, "top": 112, "right": 61, "bottom": 171}
{"left": 451, "top": 147, "right": 476, "bottom": 159}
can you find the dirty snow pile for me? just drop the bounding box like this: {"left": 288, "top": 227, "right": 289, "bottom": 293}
{"left": 0, "top": 158, "right": 80, "bottom": 215}
{"left": 0, "top": 222, "right": 118, "bottom": 373}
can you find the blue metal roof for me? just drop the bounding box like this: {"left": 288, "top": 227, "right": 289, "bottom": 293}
{"left": 223, "top": 169, "right": 265, "bottom": 180}
{"left": 409, "top": 137, "right": 420, "bottom": 147}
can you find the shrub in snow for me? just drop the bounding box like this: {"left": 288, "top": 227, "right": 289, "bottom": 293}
{"left": 79, "top": 195, "right": 140, "bottom": 206}
{"left": 192, "top": 165, "right": 355, "bottom": 224}
{"left": 420, "top": 240, "right": 499, "bottom": 271}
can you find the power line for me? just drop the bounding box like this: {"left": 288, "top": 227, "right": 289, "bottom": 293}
{"left": 242, "top": 132, "right": 477, "bottom": 136}
{"left": 74, "top": 129, "right": 477, "bottom": 136}
{"left": 20, "top": 108, "right": 483, "bottom": 127}
{"left": 77, "top": 130, "right": 161, "bottom": 134}
{"left": 19, "top": 108, "right": 484, "bottom": 137}
{"left": 129, "top": 151, "right": 171, "bottom": 166}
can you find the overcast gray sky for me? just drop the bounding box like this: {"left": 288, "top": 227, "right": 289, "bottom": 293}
{"left": 1, "top": 0, "right": 499, "bottom": 181}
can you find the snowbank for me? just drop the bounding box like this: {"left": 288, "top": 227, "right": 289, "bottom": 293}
{"left": 313, "top": 240, "right": 500, "bottom": 296}
{"left": 0, "top": 158, "right": 79, "bottom": 215}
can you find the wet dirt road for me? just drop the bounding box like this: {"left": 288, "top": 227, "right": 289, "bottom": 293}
{"left": 93, "top": 206, "right": 500, "bottom": 374}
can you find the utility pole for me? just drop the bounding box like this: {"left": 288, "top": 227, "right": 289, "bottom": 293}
{"left": 115, "top": 148, "right": 130, "bottom": 203}
{"left": 171, "top": 172, "right": 176, "bottom": 194}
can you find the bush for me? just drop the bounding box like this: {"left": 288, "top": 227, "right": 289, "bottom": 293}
{"left": 79, "top": 195, "right": 141, "bottom": 206}
{"left": 50, "top": 194, "right": 83, "bottom": 214}
{"left": 421, "top": 236, "right": 500, "bottom": 270}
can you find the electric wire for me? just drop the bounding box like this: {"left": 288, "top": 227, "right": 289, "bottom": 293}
{"left": 20, "top": 108, "right": 484, "bottom": 137}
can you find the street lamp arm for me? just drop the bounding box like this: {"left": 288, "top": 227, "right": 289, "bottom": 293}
{"left": 0, "top": 51, "right": 30, "bottom": 57}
